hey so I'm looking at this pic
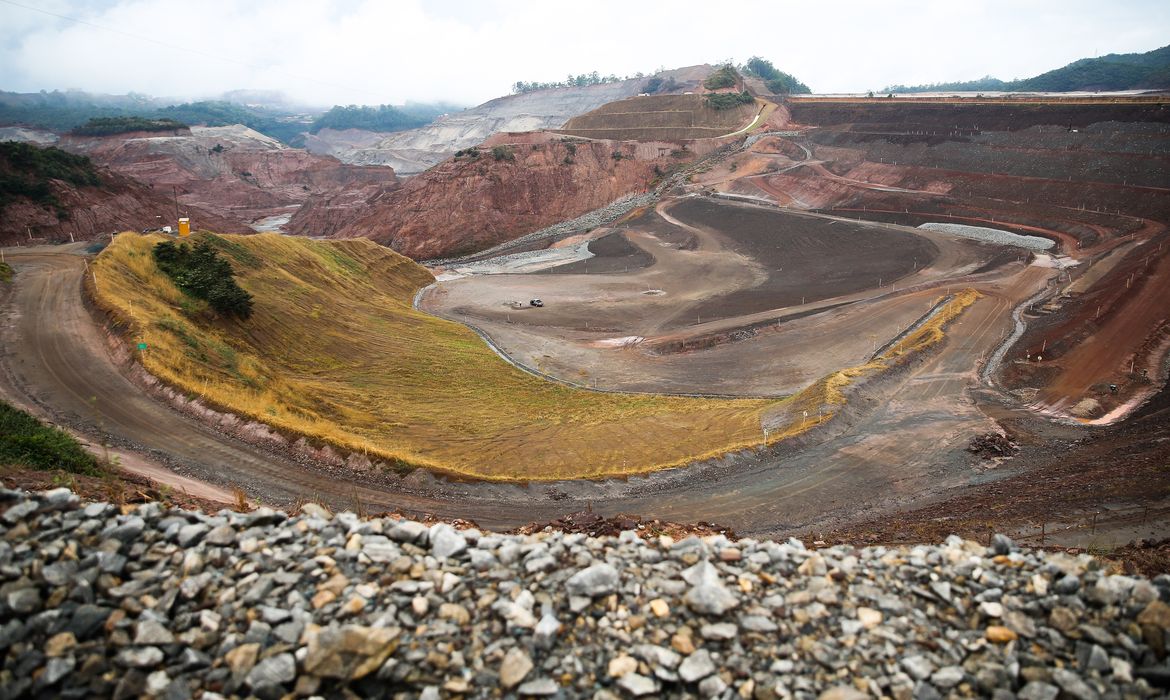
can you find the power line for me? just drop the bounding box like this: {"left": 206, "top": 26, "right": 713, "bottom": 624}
{"left": 0, "top": 0, "right": 384, "bottom": 101}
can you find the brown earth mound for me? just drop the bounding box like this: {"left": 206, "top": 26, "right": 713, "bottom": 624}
{"left": 326, "top": 137, "right": 689, "bottom": 260}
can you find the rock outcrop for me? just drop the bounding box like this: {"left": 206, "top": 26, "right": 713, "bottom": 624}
{"left": 322, "top": 135, "right": 696, "bottom": 259}
{"left": 3, "top": 485, "right": 1169, "bottom": 699}
{"left": 59, "top": 125, "right": 398, "bottom": 229}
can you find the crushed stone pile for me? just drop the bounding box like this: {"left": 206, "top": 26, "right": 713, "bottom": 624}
{"left": 917, "top": 223, "right": 1055, "bottom": 251}
{"left": 2, "top": 487, "right": 1170, "bottom": 699}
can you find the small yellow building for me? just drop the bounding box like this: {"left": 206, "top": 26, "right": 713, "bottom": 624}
{"left": 178, "top": 218, "right": 191, "bottom": 237}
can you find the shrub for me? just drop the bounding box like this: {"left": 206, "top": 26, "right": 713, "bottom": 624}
{"left": 491, "top": 145, "right": 515, "bottom": 162}
{"left": 72, "top": 116, "right": 187, "bottom": 136}
{"left": 704, "top": 65, "right": 739, "bottom": 90}
{"left": 153, "top": 238, "right": 254, "bottom": 319}
{"left": 0, "top": 400, "right": 101, "bottom": 475}
{"left": 743, "top": 56, "right": 813, "bottom": 95}
{"left": 705, "top": 91, "right": 754, "bottom": 110}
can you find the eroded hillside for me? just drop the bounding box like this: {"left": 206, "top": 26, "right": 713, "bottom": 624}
{"left": 59, "top": 125, "right": 399, "bottom": 230}
{"left": 0, "top": 142, "right": 245, "bottom": 245}
{"left": 319, "top": 136, "right": 702, "bottom": 259}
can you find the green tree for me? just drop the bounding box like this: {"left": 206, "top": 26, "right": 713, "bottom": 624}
{"left": 153, "top": 239, "right": 253, "bottom": 319}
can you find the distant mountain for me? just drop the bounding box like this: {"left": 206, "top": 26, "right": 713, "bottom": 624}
{"left": 0, "top": 90, "right": 318, "bottom": 144}
{"left": 0, "top": 89, "right": 459, "bottom": 146}
{"left": 885, "top": 44, "right": 1170, "bottom": 93}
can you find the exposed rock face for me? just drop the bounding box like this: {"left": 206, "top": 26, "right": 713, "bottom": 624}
{"left": 0, "top": 126, "right": 59, "bottom": 146}
{"left": 316, "top": 65, "right": 715, "bottom": 174}
{"left": 324, "top": 135, "right": 694, "bottom": 259}
{"left": 59, "top": 125, "right": 398, "bottom": 229}
{"left": 0, "top": 164, "right": 246, "bottom": 246}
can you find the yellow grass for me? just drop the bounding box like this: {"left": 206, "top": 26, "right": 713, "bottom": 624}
{"left": 93, "top": 232, "right": 788, "bottom": 481}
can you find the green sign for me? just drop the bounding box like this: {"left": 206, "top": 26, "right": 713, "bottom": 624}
{"left": 137, "top": 342, "right": 148, "bottom": 350}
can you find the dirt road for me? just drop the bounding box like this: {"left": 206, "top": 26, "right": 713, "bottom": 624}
{"left": 0, "top": 248, "right": 571, "bottom": 527}
{"left": 0, "top": 243, "right": 1044, "bottom": 535}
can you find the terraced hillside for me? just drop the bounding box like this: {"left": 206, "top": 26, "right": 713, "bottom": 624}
{"left": 91, "top": 232, "right": 782, "bottom": 481}
{"left": 557, "top": 94, "right": 760, "bottom": 141}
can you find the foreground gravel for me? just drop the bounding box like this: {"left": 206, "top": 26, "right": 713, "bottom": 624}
{"left": 2, "top": 487, "right": 1169, "bottom": 699}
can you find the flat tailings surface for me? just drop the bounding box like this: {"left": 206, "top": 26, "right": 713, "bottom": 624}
{"left": 544, "top": 231, "right": 654, "bottom": 274}
{"left": 669, "top": 198, "right": 938, "bottom": 320}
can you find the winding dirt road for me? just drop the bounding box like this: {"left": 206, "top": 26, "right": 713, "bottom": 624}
{"left": 0, "top": 241, "right": 1045, "bottom": 536}
{"left": 0, "top": 248, "right": 569, "bottom": 527}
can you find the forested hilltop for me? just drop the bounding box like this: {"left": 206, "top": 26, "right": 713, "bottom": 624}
{"left": 885, "top": 44, "right": 1170, "bottom": 93}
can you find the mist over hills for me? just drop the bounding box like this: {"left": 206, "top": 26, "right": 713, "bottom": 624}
{"left": 0, "top": 89, "right": 463, "bottom": 145}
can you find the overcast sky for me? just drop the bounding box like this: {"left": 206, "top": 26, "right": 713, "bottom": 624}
{"left": 1, "top": 0, "right": 1168, "bottom": 107}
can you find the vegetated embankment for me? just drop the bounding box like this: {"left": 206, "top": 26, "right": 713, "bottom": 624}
{"left": 89, "top": 232, "right": 784, "bottom": 481}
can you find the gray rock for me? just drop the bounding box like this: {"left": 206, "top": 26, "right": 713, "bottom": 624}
{"left": 428, "top": 524, "right": 467, "bottom": 560}
{"left": 679, "top": 649, "right": 716, "bottom": 682}
{"left": 105, "top": 516, "right": 145, "bottom": 543}
{"left": 65, "top": 605, "right": 111, "bottom": 640}
{"left": 1052, "top": 669, "right": 1099, "bottom": 700}
{"left": 534, "top": 613, "right": 560, "bottom": 650}
{"left": 203, "top": 525, "right": 236, "bottom": 546}
{"left": 685, "top": 582, "right": 738, "bottom": 615}
{"left": 698, "top": 674, "right": 728, "bottom": 698}
{"left": 37, "top": 488, "right": 78, "bottom": 512}
{"left": 41, "top": 561, "right": 77, "bottom": 587}
{"left": 389, "top": 520, "right": 427, "bottom": 544}
{"left": 6, "top": 588, "right": 41, "bottom": 614}
{"left": 134, "top": 620, "right": 175, "bottom": 645}
{"left": 1017, "top": 682, "right": 1060, "bottom": 700}
{"left": 246, "top": 653, "right": 296, "bottom": 688}
{"left": 1077, "top": 643, "right": 1110, "bottom": 672}
{"left": 681, "top": 560, "right": 721, "bottom": 586}
{"left": 116, "top": 646, "right": 164, "bottom": 668}
{"left": 900, "top": 655, "right": 936, "bottom": 681}
{"left": 42, "top": 655, "right": 75, "bottom": 685}
{"left": 176, "top": 523, "right": 208, "bottom": 547}
{"left": 990, "top": 533, "right": 1014, "bottom": 555}
{"left": 632, "top": 644, "right": 680, "bottom": 670}
{"left": 516, "top": 677, "right": 558, "bottom": 696}
{"left": 565, "top": 563, "right": 619, "bottom": 597}
{"left": 930, "top": 666, "right": 964, "bottom": 689}
{"left": 740, "top": 614, "right": 778, "bottom": 632}
{"left": 700, "top": 622, "right": 737, "bottom": 639}
{"left": 2, "top": 500, "right": 37, "bottom": 524}
{"left": 618, "top": 672, "right": 658, "bottom": 696}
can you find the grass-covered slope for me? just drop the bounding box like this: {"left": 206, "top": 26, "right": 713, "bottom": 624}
{"left": 92, "top": 232, "right": 777, "bottom": 480}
